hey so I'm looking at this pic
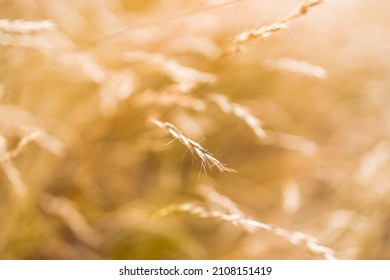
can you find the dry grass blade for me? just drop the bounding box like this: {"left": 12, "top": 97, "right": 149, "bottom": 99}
{"left": 1, "top": 161, "right": 27, "bottom": 198}
{"left": 0, "top": 131, "right": 42, "bottom": 165}
{"left": 0, "top": 19, "right": 55, "bottom": 34}
{"left": 98, "top": 70, "right": 136, "bottom": 115}
{"left": 198, "top": 185, "right": 244, "bottom": 216}
{"left": 209, "top": 94, "right": 266, "bottom": 139}
{"left": 355, "top": 141, "right": 390, "bottom": 185}
{"left": 0, "top": 131, "right": 63, "bottom": 197}
{"left": 159, "top": 203, "right": 336, "bottom": 260}
{"left": 124, "top": 51, "right": 216, "bottom": 93}
{"left": 0, "top": 106, "right": 65, "bottom": 156}
{"left": 265, "top": 57, "right": 328, "bottom": 79}
{"left": 150, "top": 118, "right": 235, "bottom": 173}
{"left": 134, "top": 90, "right": 207, "bottom": 112}
{"left": 40, "top": 194, "right": 102, "bottom": 247}
{"left": 265, "top": 131, "right": 318, "bottom": 157}
{"left": 228, "top": 0, "right": 324, "bottom": 53}
{"left": 0, "top": 135, "right": 27, "bottom": 197}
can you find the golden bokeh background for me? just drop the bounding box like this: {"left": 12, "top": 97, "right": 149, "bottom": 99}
{"left": 1, "top": 0, "right": 390, "bottom": 259}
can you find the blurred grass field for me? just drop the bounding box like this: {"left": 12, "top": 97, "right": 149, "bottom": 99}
{"left": 1, "top": 0, "right": 390, "bottom": 259}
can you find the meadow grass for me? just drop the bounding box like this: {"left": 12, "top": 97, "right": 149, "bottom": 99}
{"left": 1, "top": 0, "right": 390, "bottom": 260}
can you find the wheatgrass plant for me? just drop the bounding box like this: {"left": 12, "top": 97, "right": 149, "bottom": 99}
{"left": 1, "top": 0, "right": 390, "bottom": 260}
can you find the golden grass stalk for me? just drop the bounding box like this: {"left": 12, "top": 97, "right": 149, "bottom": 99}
{"left": 265, "top": 57, "right": 328, "bottom": 79}
{"left": 160, "top": 203, "right": 336, "bottom": 260}
{"left": 98, "top": 70, "right": 136, "bottom": 115}
{"left": 0, "top": 19, "right": 55, "bottom": 34}
{"left": 0, "top": 127, "right": 64, "bottom": 197}
{"left": 355, "top": 141, "right": 390, "bottom": 185}
{"left": 150, "top": 118, "right": 235, "bottom": 173}
{"left": 124, "top": 51, "right": 216, "bottom": 93}
{"left": 0, "top": 131, "right": 62, "bottom": 197}
{"left": 135, "top": 89, "right": 207, "bottom": 112}
{"left": 198, "top": 185, "right": 244, "bottom": 217}
{"left": 207, "top": 95, "right": 317, "bottom": 156}
{"left": 0, "top": 106, "right": 65, "bottom": 156}
{"left": 40, "top": 194, "right": 102, "bottom": 247}
{"left": 1, "top": 160, "right": 27, "bottom": 198}
{"left": 209, "top": 94, "right": 266, "bottom": 139}
{"left": 0, "top": 135, "right": 28, "bottom": 197}
{"left": 59, "top": 52, "right": 107, "bottom": 84}
{"left": 265, "top": 131, "right": 318, "bottom": 157}
{"left": 227, "top": 0, "right": 324, "bottom": 53}
{"left": 0, "top": 131, "right": 42, "bottom": 165}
